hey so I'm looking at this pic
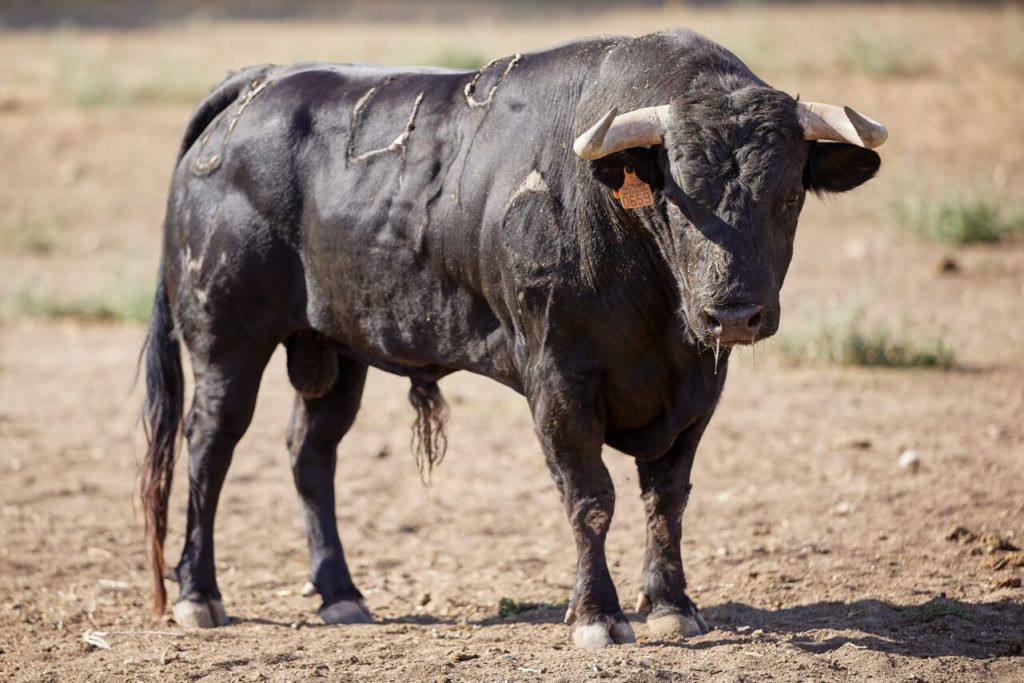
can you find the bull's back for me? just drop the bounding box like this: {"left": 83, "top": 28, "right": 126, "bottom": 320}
{"left": 168, "top": 62, "right": 523, "bottom": 380}
{"left": 167, "top": 45, "right": 608, "bottom": 384}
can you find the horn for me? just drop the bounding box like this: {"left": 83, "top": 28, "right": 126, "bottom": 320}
{"left": 797, "top": 102, "right": 888, "bottom": 149}
{"left": 573, "top": 105, "right": 671, "bottom": 160}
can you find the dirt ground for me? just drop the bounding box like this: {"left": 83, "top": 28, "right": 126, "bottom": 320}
{"left": 1, "top": 3, "right": 1023, "bottom": 682}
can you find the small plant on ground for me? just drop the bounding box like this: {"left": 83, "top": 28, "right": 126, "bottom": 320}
{"left": 2, "top": 274, "right": 152, "bottom": 324}
{"left": 55, "top": 29, "right": 211, "bottom": 107}
{"left": 0, "top": 211, "right": 62, "bottom": 255}
{"left": 905, "top": 597, "right": 970, "bottom": 624}
{"left": 497, "top": 596, "right": 545, "bottom": 618}
{"left": 776, "top": 307, "right": 954, "bottom": 370}
{"left": 893, "top": 189, "right": 1024, "bottom": 244}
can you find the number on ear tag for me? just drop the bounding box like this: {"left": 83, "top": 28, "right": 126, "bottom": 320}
{"left": 613, "top": 168, "right": 654, "bottom": 209}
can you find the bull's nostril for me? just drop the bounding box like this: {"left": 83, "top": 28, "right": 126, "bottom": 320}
{"left": 703, "top": 304, "right": 765, "bottom": 342}
{"left": 702, "top": 310, "right": 723, "bottom": 336}
{"left": 747, "top": 310, "right": 763, "bottom": 331}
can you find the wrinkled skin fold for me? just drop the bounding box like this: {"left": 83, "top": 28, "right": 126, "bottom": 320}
{"left": 139, "top": 29, "right": 881, "bottom": 646}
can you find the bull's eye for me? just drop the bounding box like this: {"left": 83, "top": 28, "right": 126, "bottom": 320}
{"left": 785, "top": 190, "right": 802, "bottom": 208}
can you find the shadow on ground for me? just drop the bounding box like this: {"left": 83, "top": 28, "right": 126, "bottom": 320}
{"left": 382, "top": 597, "right": 1023, "bottom": 659}
{"left": 704, "top": 598, "right": 1024, "bottom": 659}
{"left": 236, "top": 598, "right": 1023, "bottom": 660}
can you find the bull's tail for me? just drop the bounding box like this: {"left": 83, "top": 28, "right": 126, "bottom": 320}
{"left": 408, "top": 379, "right": 449, "bottom": 484}
{"left": 140, "top": 270, "right": 184, "bottom": 615}
{"left": 138, "top": 65, "right": 274, "bottom": 616}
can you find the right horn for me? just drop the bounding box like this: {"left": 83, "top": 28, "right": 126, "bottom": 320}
{"left": 797, "top": 102, "right": 888, "bottom": 149}
{"left": 573, "top": 105, "right": 671, "bottom": 160}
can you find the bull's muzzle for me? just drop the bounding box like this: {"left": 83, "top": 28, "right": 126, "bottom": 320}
{"left": 701, "top": 304, "right": 765, "bottom": 345}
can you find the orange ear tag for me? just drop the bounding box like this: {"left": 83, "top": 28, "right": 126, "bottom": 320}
{"left": 613, "top": 167, "right": 654, "bottom": 209}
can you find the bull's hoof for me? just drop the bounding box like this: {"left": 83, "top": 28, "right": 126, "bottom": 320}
{"left": 320, "top": 599, "right": 373, "bottom": 625}
{"left": 572, "top": 619, "right": 636, "bottom": 649}
{"left": 172, "top": 597, "right": 229, "bottom": 628}
{"left": 646, "top": 608, "right": 709, "bottom": 638}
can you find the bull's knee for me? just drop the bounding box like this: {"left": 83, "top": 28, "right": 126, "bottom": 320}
{"left": 570, "top": 494, "right": 615, "bottom": 537}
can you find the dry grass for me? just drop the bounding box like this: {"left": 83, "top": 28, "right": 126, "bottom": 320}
{"left": 840, "top": 32, "right": 928, "bottom": 78}
{"left": 892, "top": 188, "right": 1024, "bottom": 244}
{"left": 2, "top": 272, "right": 153, "bottom": 323}
{"left": 0, "top": 210, "right": 62, "bottom": 255}
{"left": 0, "top": 3, "right": 1021, "bottom": 372}
{"left": 774, "top": 306, "right": 954, "bottom": 370}
{"left": 53, "top": 28, "right": 213, "bottom": 106}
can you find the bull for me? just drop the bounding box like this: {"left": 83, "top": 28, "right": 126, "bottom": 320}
{"left": 141, "top": 29, "right": 886, "bottom": 648}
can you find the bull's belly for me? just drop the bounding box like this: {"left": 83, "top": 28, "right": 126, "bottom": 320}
{"left": 301, "top": 269, "right": 522, "bottom": 390}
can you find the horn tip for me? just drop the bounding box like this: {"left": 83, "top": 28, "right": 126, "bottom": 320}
{"left": 572, "top": 107, "right": 619, "bottom": 160}
{"left": 844, "top": 105, "right": 888, "bottom": 149}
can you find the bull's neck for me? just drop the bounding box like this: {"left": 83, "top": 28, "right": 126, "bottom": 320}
{"left": 572, "top": 183, "right": 693, "bottom": 341}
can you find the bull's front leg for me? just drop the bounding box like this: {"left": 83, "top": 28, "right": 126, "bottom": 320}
{"left": 634, "top": 418, "right": 712, "bottom": 638}
{"left": 531, "top": 384, "right": 635, "bottom": 649}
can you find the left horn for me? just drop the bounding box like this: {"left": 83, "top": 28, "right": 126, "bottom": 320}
{"left": 573, "top": 105, "right": 671, "bottom": 160}
{"left": 797, "top": 102, "right": 888, "bottom": 149}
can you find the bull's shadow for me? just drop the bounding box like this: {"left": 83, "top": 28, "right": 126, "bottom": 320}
{"left": 698, "top": 598, "right": 1023, "bottom": 659}
{"left": 387, "top": 597, "right": 1023, "bottom": 659}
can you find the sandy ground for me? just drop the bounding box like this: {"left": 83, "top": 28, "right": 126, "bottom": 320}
{"left": 1, "top": 3, "right": 1023, "bottom": 681}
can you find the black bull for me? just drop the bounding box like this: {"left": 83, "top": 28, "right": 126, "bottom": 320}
{"left": 141, "top": 30, "right": 881, "bottom": 647}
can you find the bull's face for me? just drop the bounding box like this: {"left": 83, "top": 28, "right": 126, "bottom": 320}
{"left": 577, "top": 88, "right": 884, "bottom": 348}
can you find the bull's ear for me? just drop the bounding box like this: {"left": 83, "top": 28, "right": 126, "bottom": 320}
{"left": 589, "top": 148, "right": 663, "bottom": 192}
{"left": 804, "top": 142, "right": 880, "bottom": 194}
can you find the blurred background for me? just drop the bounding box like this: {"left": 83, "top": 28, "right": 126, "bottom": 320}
{"left": 1, "top": 0, "right": 1022, "bottom": 367}
{"left": 1, "top": 2, "right": 1022, "bottom": 680}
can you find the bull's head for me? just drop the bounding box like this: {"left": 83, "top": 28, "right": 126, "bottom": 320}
{"left": 575, "top": 90, "right": 886, "bottom": 348}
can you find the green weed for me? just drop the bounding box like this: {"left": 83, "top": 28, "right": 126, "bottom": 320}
{"left": 777, "top": 307, "right": 954, "bottom": 369}
{"left": 893, "top": 190, "right": 1024, "bottom": 244}
{"left": 0, "top": 211, "right": 62, "bottom": 255}
{"left": 497, "top": 596, "right": 545, "bottom": 618}
{"left": 55, "top": 30, "right": 209, "bottom": 107}
{"left": 3, "top": 276, "right": 152, "bottom": 324}
{"left": 905, "top": 597, "right": 970, "bottom": 624}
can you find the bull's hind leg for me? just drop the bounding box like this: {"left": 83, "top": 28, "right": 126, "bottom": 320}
{"left": 173, "top": 344, "right": 274, "bottom": 628}
{"left": 285, "top": 335, "right": 371, "bottom": 624}
{"left": 634, "top": 418, "right": 712, "bottom": 639}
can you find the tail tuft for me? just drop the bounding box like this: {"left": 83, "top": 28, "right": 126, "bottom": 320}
{"left": 139, "top": 272, "right": 183, "bottom": 616}
{"left": 408, "top": 379, "right": 449, "bottom": 484}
